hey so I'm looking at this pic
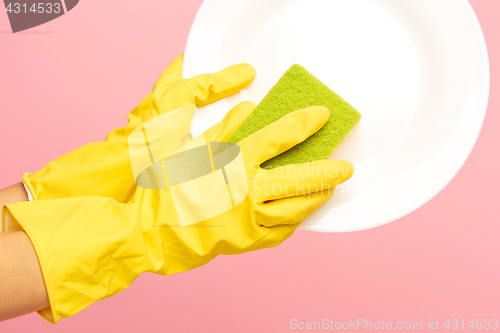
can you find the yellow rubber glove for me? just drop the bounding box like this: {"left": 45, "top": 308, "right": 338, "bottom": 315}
{"left": 3, "top": 106, "right": 354, "bottom": 324}
{"left": 22, "top": 54, "right": 256, "bottom": 203}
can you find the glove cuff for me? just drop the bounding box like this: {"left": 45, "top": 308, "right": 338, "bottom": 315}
{"left": 2, "top": 197, "right": 152, "bottom": 323}
{"left": 22, "top": 174, "right": 35, "bottom": 201}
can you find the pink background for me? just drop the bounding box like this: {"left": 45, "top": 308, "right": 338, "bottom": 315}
{"left": 1, "top": 1, "right": 499, "bottom": 332}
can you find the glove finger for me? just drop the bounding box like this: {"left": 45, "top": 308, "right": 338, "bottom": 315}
{"left": 260, "top": 159, "right": 354, "bottom": 201}
{"left": 121, "top": 55, "right": 185, "bottom": 130}
{"left": 204, "top": 101, "right": 255, "bottom": 142}
{"left": 153, "top": 54, "right": 184, "bottom": 91}
{"left": 257, "top": 190, "right": 333, "bottom": 227}
{"left": 161, "top": 63, "right": 256, "bottom": 111}
{"left": 238, "top": 106, "right": 329, "bottom": 163}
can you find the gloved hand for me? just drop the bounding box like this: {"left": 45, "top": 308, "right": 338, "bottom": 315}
{"left": 22, "top": 54, "right": 256, "bottom": 203}
{"left": 3, "top": 106, "right": 354, "bottom": 324}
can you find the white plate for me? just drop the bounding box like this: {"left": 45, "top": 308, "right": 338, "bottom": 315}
{"left": 182, "top": 0, "right": 489, "bottom": 232}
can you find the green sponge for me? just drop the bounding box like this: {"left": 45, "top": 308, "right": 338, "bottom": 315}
{"left": 227, "top": 64, "right": 362, "bottom": 168}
